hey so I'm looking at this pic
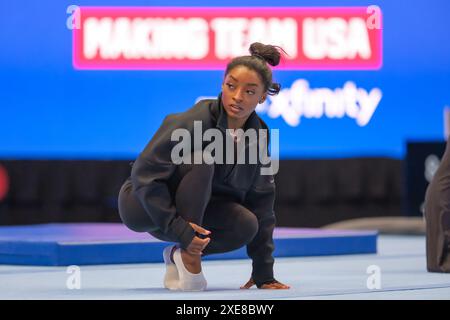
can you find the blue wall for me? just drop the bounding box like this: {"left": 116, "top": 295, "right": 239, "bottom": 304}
{"left": 1, "top": 0, "right": 449, "bottom": 159}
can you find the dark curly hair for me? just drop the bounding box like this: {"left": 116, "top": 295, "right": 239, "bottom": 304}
{"left": 224, "top": 42, "right": 286, "bottom": 96}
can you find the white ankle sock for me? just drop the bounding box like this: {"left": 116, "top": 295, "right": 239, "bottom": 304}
{"left": 163, "top": 245, "right": 179, "bottom": 290}
{"left": 173, "top": 248, "right": 207, "bottom": 291}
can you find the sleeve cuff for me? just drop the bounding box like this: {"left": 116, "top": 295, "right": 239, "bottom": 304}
{"left": 168, "top": 216, "right": 196, "bottom": 249}
{"left": 252, "top": 264, "right": 275, "bottom": 287}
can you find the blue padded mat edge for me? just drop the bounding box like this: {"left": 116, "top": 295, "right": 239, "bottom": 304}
{"left": 0, "top": 223, "right": 378, "bottom": 266}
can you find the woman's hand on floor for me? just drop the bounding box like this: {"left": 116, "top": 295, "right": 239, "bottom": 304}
{"left": 240, "top": 278, "right": 290, "bottom": 290}
{"left": 186, "top": 222, "right": 211, "bottom": 256}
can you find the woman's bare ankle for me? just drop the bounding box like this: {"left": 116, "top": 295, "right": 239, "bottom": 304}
{"left": 180, "top": 249, "right": 202, "bottom": 273}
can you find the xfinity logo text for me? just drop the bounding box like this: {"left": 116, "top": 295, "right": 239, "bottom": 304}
{"left": 256, "top": 79, "right": 382, "bottom": 127}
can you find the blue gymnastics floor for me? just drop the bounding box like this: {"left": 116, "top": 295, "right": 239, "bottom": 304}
{"left": 0, "top": 234, "right": 449, "bottom": 299}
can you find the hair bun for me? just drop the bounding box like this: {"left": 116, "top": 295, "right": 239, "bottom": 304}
{"left": 249, "top": 42, "right": 283, "bottom": 67}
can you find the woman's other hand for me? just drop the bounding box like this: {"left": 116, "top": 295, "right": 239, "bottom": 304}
{"left": 240, "top": 278, "right": 290, "bottom": 289}
{"left": 186, "top": 222, "right": 211, "bottom": 255}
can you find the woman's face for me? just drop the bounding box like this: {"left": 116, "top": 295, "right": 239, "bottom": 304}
{"left": 221, "top": 65, "right": 267, "bottom": 123}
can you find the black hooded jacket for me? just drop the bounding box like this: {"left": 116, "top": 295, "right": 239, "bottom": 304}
{"left": 129, "top": 92, "right": 277, "bottom": 286}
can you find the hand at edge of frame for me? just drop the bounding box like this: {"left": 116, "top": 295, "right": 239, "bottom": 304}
{"left": 240, "top": 277, "right": 290, "bottom": 290}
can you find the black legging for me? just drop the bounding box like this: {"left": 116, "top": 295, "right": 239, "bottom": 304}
{"left": 425, "top": 140, "right": 450, "bottom": 272}
{"left": 118, "top": 160, "right": 259, "bottom": 256}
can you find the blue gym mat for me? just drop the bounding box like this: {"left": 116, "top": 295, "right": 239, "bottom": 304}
{"left": 0, "top": 223, "right": 377, "bottom": 266}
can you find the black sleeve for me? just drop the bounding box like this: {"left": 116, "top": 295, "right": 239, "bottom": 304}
{"left": 243, "top": 161, "right": 277, "bottom": 287}
{"left": 130, "top": 115, "right": 195, "bottom": 249}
